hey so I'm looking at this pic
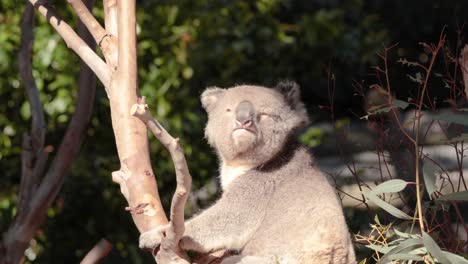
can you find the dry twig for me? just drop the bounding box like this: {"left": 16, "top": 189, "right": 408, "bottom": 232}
{"left": 132, "top": 98, "right": 191, "bottom": 263}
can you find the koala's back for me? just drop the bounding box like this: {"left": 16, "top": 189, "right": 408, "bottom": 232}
{"left": 226, "top": 144, "right": 355, "bottom": 263}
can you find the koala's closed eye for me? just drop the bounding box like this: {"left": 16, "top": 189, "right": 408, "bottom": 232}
{"left": 259, "top": 112, "right": 279, "bottom": 121}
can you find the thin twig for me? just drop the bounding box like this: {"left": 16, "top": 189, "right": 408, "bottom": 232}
{"left": 80, "top": 239, "right": 113, "bottom": 264}
{"left": 413, "top": 33, "right": 446, "bottom": 232}
{"left": 131, "top": 98, "right": 191, "bottom": 263}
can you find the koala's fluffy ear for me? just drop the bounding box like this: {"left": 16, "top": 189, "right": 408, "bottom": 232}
{"left": 201, "top": 87, "right": 225, "bottom": 112}
{"left": 275, "top": 81, "right": 310, "bottom": 127}
{"left": 275, "top": 81, "right": 302, "bottom": 109}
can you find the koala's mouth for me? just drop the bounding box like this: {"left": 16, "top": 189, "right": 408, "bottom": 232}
{"left": 232, "top": 127, "right": 258, "bottom": 151}
{"left": 233, "top": 127, "right": 257, "bottom": 135}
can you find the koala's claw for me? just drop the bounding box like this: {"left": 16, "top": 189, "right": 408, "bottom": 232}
{"left": 139, "top": 225, "right": 169, "bottom": 251}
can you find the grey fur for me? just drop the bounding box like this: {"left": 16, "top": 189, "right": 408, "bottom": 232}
{"left": 140, "top": 83, "right": 356, "bottom": 264}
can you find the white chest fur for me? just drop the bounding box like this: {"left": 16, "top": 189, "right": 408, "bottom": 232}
{"left": 220, "top": 163, "right": 253, "bottom": 190}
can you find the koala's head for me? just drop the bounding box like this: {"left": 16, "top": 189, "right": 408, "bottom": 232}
{"left": 201, "top": 81, "right": 310, "bottom": 167}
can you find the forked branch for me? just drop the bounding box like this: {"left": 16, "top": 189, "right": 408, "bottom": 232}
{"left": 132, "top": 98, "right": 191, "bottom": 263}
{"left": 68, "top": 0, "right": 118, "bottom": 71}
{"left": 28, "top": 0, "right": 110, "bottom": 86}
{"left": 16, "top": 1, "right": 46, "bottom": 226}
{"left": 68, "top": 0, "right": 106, "bottom": 44}
{"left": 1, "top": 1, "right": 98, "bottom": 263}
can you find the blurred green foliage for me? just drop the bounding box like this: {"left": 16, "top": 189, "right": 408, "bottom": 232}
{"left": 0, "top": 0, "right": 467, "bottom": 262}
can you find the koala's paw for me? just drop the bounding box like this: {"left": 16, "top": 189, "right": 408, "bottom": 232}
{"left": 139, "top": 225, "right": 169, "bottom": 251}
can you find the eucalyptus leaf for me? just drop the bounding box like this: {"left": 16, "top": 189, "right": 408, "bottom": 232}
{"left": 422, "top": 231, "right": 450, "bottom": 264}
{"left": 367, "top": 106, "right": 391, "bottom": 116}
{"left": 358, "top": 259, "right": 367, "bottom": 264}
{"left": 378, "top": 238, "right": 423, "bottom": 264}
{"left": 374, "top": 214, "right": 381, "bottom": 225}
{"left": 443, "top": 250, "right": 468, "bottom": 264}
{"left": 436, "top": 191, "right": 468, "bottom": 201}
{"left": 387, "top": 253, "right": 424, "bottom": 261}
{"left": 368, "top": 179, "right": 409, "bottom": 196}
{"left": 392, "top": 99, "right": 409, "bottom": 109}
{"left": 422, "top": 160, "right": 439, "bottom": 199}
{"left": 365, "top": 194, "right": 413, "bottom": 220}
{"left": 366, "top": 244, "right": 395, "bottom": 254}
{"left": 394, "top": 228, "right": 414, "bottom": 239}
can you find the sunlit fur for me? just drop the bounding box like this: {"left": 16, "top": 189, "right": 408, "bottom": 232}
{"left": 140, "top": 83, "right": 356, "bottom": 264}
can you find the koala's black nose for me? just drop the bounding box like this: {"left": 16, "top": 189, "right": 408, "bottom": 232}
{"left": 235, "top": 100, "right": 255, "bottom": 127}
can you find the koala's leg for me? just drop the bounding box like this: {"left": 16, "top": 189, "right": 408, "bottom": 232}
{"left": 220, "top": 255, "right": 285, "bottom": 264}
{"left": 180, "top": 182, "right": 275, "bottom": 253}
{"left": 180, "top": 200, "right": 266, "bottom": 253}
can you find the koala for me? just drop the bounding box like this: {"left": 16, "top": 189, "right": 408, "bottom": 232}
{"left": 140, "top": 82, "right": 356, "bottom": 264}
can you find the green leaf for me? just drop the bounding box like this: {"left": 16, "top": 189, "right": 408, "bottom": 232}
{"left": 374, "top": 214, "right": 381, "bottom": 225}
{"left": 357, "top": 99, "right": 409, "bottom": 119}
{"left": 365, "top": 194, "right": 413, "bottom": 220}
{"left": 407, "top": 72, "right": 423, "bottom": 84}
{"left": 431, "top": 112, "right": 468, "bottom": 126}
{"left": 366, "top": 244, "right": 395, "bottom": 254}
{"left": 422, "top": 160, "right": 439, "bottom": 199}
{"left": 394, "top": 228, "right": 416, "bottom": 239}
{"left": 443, "top": 250, "right": 468, "bottom": 264}
{"left": 422, "top": 231, "right": 450, "bottom": 264}
{"left": 392, "top": 99, "right": 409, "bottom": 109}
{"left": 387, "top": 253, "right": 424, "bottom": 261}
{"left": 378, "top": 238, "right": 423, "bottom": 264}
{"left": 368, "top": 179, "right": 409, "bottom": 196}
{"left": 436, "top": 191, "right": 468, "bottom": 201}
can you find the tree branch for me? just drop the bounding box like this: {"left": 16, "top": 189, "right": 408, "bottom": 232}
{"left": 132, "top": 99, "right": 191, "bottom": 263}
{"left": 68, "top": 0, "right": 106, "bottom": 45}
{"left": 460, "top": 44, "right": 468, "bottom": 100}
{"left": 1, "top": 2, "right": 98, "bottom": 263}
{"left": 16, "top": 1, "right": 46, "bottom": 226}
{"left": 81, "top": 239, "right": 113, "bottom": 264}
{"left": 28, "top": 0, "right": 110, "bottom": 87}
{"left": 18, "top": 1, "right": 45, "bottom": 150}
{"left": 108, "top": 0, "right": 168, "bottom": 237}
{"left": 103, "top": 0, "right": 118, "bottom": 37}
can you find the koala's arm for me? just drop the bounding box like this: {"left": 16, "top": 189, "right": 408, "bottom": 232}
{"left": 181, "top": 182, "right": 272, "bottom": 253}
